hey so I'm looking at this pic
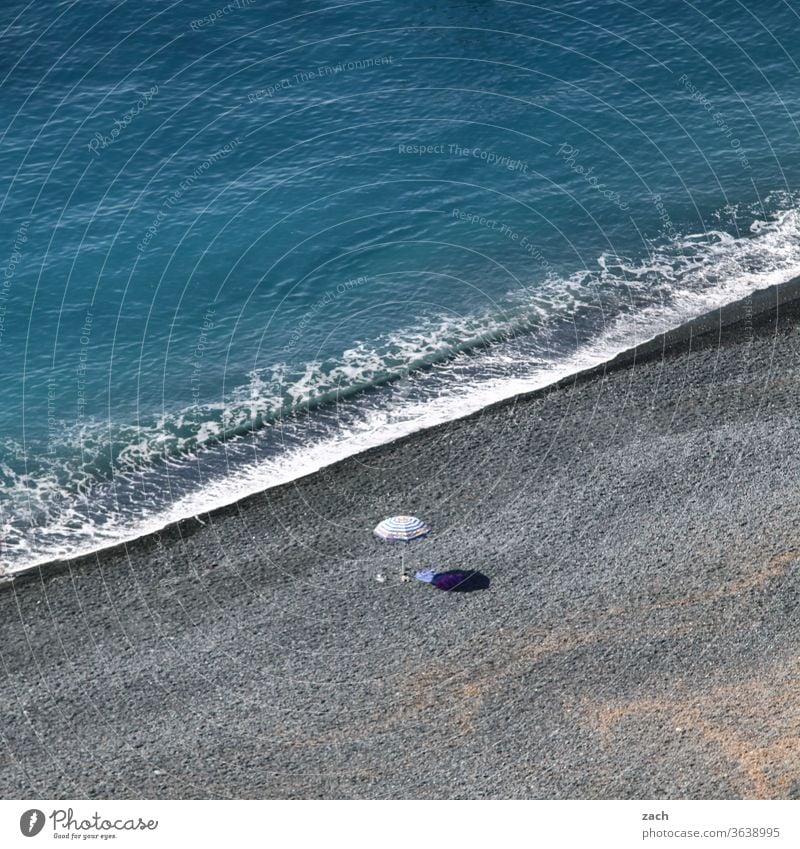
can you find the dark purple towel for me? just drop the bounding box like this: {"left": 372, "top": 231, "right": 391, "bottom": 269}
{"left": 431, "top": 571, "right": 470, "bottom": 591}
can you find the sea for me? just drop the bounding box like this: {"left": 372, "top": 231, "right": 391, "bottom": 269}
{"left": 2, "top": 0, "right": 800, "bottom": 572}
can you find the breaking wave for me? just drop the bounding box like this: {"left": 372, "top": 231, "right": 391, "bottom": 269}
{"left": 3, "top": 195, "right": 800, "bottom": 574}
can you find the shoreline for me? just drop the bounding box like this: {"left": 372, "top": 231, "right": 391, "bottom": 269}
{"left": 5, "top": 273, "right": 800, "bottom": 592}
{"left": 2, "top": 270, "right": 800, "bottom": 798}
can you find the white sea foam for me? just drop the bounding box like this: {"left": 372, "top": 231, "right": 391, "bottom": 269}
{"left": 3, "top": 197, "right": 800, "bottom": 575}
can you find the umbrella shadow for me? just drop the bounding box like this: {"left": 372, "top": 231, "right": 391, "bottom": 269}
{"left": 435, "top": 570, "right": 491, "bottom": 592}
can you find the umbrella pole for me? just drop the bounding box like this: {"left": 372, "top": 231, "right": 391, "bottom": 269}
{"left": 400, "top": 545, "right": 411, "bottom": 582}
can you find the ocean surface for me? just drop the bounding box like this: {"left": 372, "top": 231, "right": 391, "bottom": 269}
{"left": 2, "top": 0, "right": 800, "bottom": 572}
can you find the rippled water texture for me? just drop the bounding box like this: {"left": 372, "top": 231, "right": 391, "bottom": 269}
{"left": 1, "top": 0, "right": 799, "bottom": 569}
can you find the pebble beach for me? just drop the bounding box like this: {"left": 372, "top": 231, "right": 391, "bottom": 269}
{"left": 1, "top": 280, "right": 799, "bottom": 800}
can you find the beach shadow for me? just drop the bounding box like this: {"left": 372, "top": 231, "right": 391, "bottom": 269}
{"left": 435, "top": 570, "right": 491, "bottom": 592}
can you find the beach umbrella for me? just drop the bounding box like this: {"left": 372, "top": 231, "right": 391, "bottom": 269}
{"left": 373, "top": 515, "right": 430, "bottom": 579}
{"left": 372, "top": 515, "right": 430, "bottom": 542}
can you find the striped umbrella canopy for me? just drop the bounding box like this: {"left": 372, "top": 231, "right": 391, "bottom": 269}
{"left": 372, "top": 515, "right": 430, "bottom": 543}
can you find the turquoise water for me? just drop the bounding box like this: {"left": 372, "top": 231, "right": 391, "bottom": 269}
{"left": 2, "top": 0, "right": 800, "bottom": 569}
